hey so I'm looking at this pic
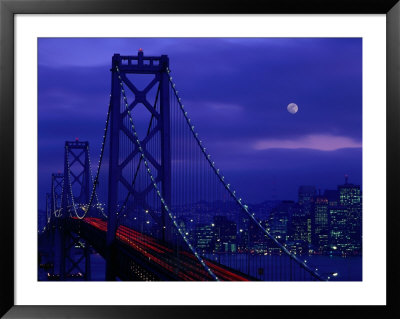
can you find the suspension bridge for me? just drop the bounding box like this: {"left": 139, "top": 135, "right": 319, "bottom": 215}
{"left": 38, "top": 50, "right": 326, "bottom": 282}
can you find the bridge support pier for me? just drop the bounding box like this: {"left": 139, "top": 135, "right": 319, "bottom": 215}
{"left": 60, "top": 221, "right": 92, "bottom": 281}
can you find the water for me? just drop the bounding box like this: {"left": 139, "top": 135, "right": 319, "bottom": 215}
{"left": 304, "top": 255, "right": 362, "bottom": 281}
{"left": 90, "top": 252, "right": 106, "bottom": 280}
{"left": 39, "top": 247, "right": 361, "bottom": 281}
{"left": 206, "top": 254, "right": 362, "bottom": 281}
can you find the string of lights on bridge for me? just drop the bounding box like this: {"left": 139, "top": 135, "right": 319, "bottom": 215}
{"left": 85, "top": 96, "right": 112, "bottom": 219}
{"left": 87, "top": 134, "right": 108, "bottom": 219}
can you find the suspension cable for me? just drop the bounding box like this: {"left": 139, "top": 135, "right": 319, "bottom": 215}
{"left": 86, "top": 95, "right": 112, "bottom": 219}
{"left": 87, "top": 141, "right": 105, "bottom": 218}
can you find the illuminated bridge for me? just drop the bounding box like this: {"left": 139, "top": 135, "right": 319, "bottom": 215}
{"left": 38, "top": 51, "right": 325, "bottom": 282}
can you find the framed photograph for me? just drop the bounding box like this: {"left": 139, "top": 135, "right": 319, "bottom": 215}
{"left": 1, "top": 0, "right": 399, "bottom": 318}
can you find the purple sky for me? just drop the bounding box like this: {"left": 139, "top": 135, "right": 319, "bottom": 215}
{"left": 38, "top": 38, "right": 362, "bottom": 209}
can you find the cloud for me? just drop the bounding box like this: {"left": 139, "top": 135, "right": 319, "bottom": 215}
{"left": 207, "top": 102, "right": 243, "bottom": 112}
{"left": 253, "top": 134, "right": 362, "bottom": 151}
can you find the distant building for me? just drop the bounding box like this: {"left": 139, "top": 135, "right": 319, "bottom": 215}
{"left": 297, "top": 186, "right": 315, "bottom": 246}
{"left": 338, "top": 175, "right": 361, "bottom": 206}
{"left": 233, "top": 178, "right": 363, "bottom": 256}
{"left": 288, "top": 204, "right": 309, "bottom": 254}
{"left": 194, "top": 224, "right": 215, "bottom": 253}
{"left": 312, "top": 195, "right": 330, "bottom": 253}
{"left": 337, "top": 176, "right": 362, "bottom": 254}
{"left": 268, "top": 200, "right": 295, "bottom": 242}
{"left": 324, "top": 190, "right": 339, "bottom": 206}
{"left": 329, "top": 206, "right": 350, "bottom": 253}
{"left": 237, "top": 216, "right": 251, "bottom": 252}
{"left": 298, "top": 186, "right": 316, "bottom": 206}
{"left": 213, "top": 215, "right": 237, "bottom": 253}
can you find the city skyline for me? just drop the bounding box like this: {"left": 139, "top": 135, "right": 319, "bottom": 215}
{"left": 40, "top": 174, "right": 362, "bottom": 281}
{"left": 38, "top": 38, "right": 362, "bottom": 209}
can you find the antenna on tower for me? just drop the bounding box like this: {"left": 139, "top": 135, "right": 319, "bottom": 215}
{"left": 344, "top": 174, "right": 349, "bottom": 184}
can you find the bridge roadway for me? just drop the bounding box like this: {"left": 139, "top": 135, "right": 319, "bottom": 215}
{"left": 67, "top": 217, "right": 253, "bottom": 281}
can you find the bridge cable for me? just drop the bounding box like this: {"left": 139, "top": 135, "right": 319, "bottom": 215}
{"left": 85, "top": 95, "right": 113, "bottom": 219}
{"left": 87, "top": 140, "right": 107, "bottom": 218}
{"left": 65, "top": 145, "right": 83, "bottom": 219}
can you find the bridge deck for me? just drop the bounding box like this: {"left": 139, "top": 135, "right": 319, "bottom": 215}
{"left": 69, "top": 217, "right": 254, "bottom": 281}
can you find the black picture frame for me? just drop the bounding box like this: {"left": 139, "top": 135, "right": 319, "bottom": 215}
{"left": 1, "top": 0, "right": 399, "bottom": 318}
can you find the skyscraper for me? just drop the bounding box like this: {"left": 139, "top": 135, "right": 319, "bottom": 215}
{"left": 324, "top": 189, "right": 339, "bottom": 206}
{"left": 288, "top": 203, "right": 309, "bottom": 255}
{"left": 298, "top": 186, "right": 316, "bottom": 246}
{"left": 338, "top": 175, "right": 361, "bottom": 206}
{"left": 213, "top": 215, "right": 237, "bottom": 253}
{"left": 194, "top": 223, "right": 215, "bottom": 253}
{"left": 337, "top": 176, "right": 362, "bottom": 254}
{"left": 329, "top": 206, "right": 349, "bottom": 253}
{"left": 268, "top": 200, "right": 295, "bottom": 242}
{"left": 313, "top": 195, "right": 330, "bottom": 253}
{"left": 298, "top": 186, "right": 316, "bottom": 206}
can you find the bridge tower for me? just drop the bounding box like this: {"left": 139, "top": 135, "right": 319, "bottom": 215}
{"left": 61, "top": 140, "right": 90, "bottom": 213}
{"left": 59, "top": 139, "right": 92, "bottom": 280}
{"left": 46, "top": 173, "right": 63, "bottom": 278}
{"left": 106, "top": 51, "right": 171, "bottom": 280}
{"left": 45, "top": 192, "right": 51, "bottom": 222}
{"left": 50, "top": 172, "right": 63, "bottom": 216}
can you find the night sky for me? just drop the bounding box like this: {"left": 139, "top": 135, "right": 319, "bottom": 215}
{"left": 38, "top": 38, "right": 362, "bottom": 210}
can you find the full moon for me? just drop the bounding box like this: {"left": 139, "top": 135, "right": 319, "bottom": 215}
{"left": 287, "top": 103, "right": 299, "bottom": 114}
